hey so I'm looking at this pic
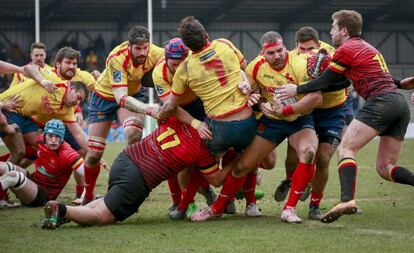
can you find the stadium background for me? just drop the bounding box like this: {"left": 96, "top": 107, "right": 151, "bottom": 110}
{"left": 0, "top": 0, "right": 413, "bottom": 136}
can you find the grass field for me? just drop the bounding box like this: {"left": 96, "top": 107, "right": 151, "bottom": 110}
{"left": 1, "top": 139, "right": 414, "bottom": 253}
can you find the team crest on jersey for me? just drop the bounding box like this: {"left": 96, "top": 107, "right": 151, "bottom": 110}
{"left": 112, "top": 70, "right": 122, "bottom": 83}
{"left": 155, "top": 85, "right": 165, "bottom": 95}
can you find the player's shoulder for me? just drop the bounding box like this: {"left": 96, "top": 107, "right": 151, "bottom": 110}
{"left": 288, "top": 51, "right": 307, "bottom": 67}
{"left": 58, "top": 141, "right": 78, "bottom": 156}
{"left": 319, "top": 41, "right": 335, "bottom": 55}
{"left": 106, "top": 41, "right": 129, "bottom": 63}
{"left": 148, "top": 44, "right": 164, "bottom": 62}
{"left": 215, "top": 38, "right": 236, "bottom": 47}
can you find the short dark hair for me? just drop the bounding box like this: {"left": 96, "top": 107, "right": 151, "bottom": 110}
{"left": 31, "top": 42, "right": 46, "bottom": 52}
{"left": 128, "top": 26, "right": 150, "bottom": 45}
{"left": 260, "top": 31, "right": 283, "bottom": 46}
{"left": 55, "top": 47, "right": 80, "bottom": 65}
{"left": 332, "top": 10, "right": 363, "bottom": 37}
{"left": 177, "top": 16, "right": 208, "bottom": 52}
{"left": 70, "top": 81, "right": 89, "bottom": 101}
{"left": 295, "top": 27, "right": 319, "bottom": 44}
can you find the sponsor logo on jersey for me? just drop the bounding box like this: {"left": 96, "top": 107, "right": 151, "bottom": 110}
{"left": 199, "top": 50, "right": 216, "bottom": 62}
{"left": 155, "top": 85, "right": 165, "bottom": 95}
{"left": 37, "top": 166, "right": 55, "bottom": 178}
{"left": 112, "top": 70, "right": 122, "bottom": 83}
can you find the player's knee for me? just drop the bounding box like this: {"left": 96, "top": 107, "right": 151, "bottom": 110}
{"left": 86, "top": 136, "right": 106, "bottom": 165}
{"left": 259, "top": 159, "right": 275, "bottom": 170}
{"left": 315, "top": 154, "right": 331, "bottom": 172}
{"left": 375, "top": 162, "right": 390, "bottom": 180}
{"left": 123, "top": 117, "right": 143, "bottom": 145}
{"left": 0, "top": 171, "right": 27, "bottom": 190}
{"left": 125, "top": 129, "right": 142, "bottom": 145}
{"left": 259, "top": 152, "right": 276, "bottom": 170}
{"left": 299, "top": 146, "right": 316, "bottom": 164}
{"left": 12, "top": 148, "right": 26, "bottom": 163}
{"left": 233, "top": 160, "right": 254, "bottom": 177}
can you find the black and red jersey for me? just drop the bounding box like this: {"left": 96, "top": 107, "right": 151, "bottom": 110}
{"left": 328, "top": 37, "right": 397, "bottom": 99}
{"left": 124, "top": 117, "right": 218, "bottom": 189}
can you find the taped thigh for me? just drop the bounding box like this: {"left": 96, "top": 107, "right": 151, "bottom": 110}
{"left": 122, "top": 116, "right": 143, "bottom": 132}
{"left": 87, "top": 136, "right": 107, "bottom": 154}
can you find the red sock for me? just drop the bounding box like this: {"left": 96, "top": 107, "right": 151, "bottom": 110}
{"left": 284, "top": 162, "right": 315, "bottom": 209}
{"left": 243, "top": 171, "right": 257, "bottom": 205}
{"left": 75, "top": 185, "right": 84, "bottom": 199}
{"left": 178, "top": 169, "right": 204, "bottom": 210}
{"left": 309, "top": 191, "right": 323, "bottom": 207}
{"left": 167, "top": 176, "right": 182, "bottom": 205}
{"left": 84, "top": 163, "right": 101, "bottom": 200}
{"left": 0, "top": 153, "right": 10, "bottom": 162}
{"left": 211, "top": 173, "right": 246, "bottom": 215}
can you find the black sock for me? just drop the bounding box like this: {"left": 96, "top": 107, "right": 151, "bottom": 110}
{"left": 58, "top": 203, "right": 67, "bottom": 218}
{"left": 391, "top": 166, "right": 414, "bottom": 186}
{"left": 338, "top": 158, "right": 357, "bottom": 202}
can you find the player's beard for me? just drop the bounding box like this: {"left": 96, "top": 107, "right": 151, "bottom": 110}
{"left": 34, "top": 59, "right": 45, "bottom": 67}
{"left": 271, "top": 57, "right": 285, "bottom": 70}
{"left": 133, "top": 55, "right": 147, "bottom": 65}
{"left": 60, "top": 67, "right": 76, "bottom": 80}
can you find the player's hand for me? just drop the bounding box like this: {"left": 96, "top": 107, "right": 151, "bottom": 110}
{"left": 40, "top": 79, "right": 57, "bottom": 93}
{"left": 400, "top": 76, "right": 414, "bottom": 89}
{"left": 197, "top": 122, "right": 213, "bottom": 141}
{"left": 275, "top": 84, "right": 298, "bottom": 100}
{"left": 238, "top": 80, "right": 251, "bottom": 95}
{"left": 272, "top": 97, "right": 284, "bottom": 118}
{"left": 91, "top": 70, "right": 101, "bottom": 80}
{"left": 411, "top": 92, "right": 414, "bottom": 105}
{"left": 247, "top": 93, "right": 261, "bottom": 107}
{"left": 71, "top": 198, "right": 83, "bottom": 206}
{"left": 2, "top": 94, "right": 23, "bottom": 112}
{"left": 147, "top": 105, "right": 161, "bottom": 120}
{"left": 259, "top": 102, "right": 274, "bottom": 118}
{"left": 0, "top": 123, "right": 19, "bottom": 135}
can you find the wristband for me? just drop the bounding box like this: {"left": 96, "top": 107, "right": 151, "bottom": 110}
{"left": 282, "top": 105, "right": 294, "bottom": 116}
{"left": 145, "top": 107, "right": 153, "bottom": 116}
{"left": 191, "top": 119, "right": 201, "bottom": 129}
{"left": 119, "top": 95, "right": 127, "bottom": 108}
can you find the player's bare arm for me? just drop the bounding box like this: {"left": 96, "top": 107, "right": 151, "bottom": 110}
{"left": 112, "top": 86, "right": 158, "bottom": 118}
{"left": 272, "top": 91, "right": 322, "bottom": 118}
{"left": 0, "top": 60, "right": 24, "bottom": 74}
{"left": 23, "top": 65, "right": 56, "bottom": 93}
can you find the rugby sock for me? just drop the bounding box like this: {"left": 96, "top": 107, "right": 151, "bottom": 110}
{"left": 75, "top": 185, "right": 84, "bottom": 199}
{"left": 0, "top": 153, "right": 10, "bottom": 162}
{"left": 338, "top": 158, "right": 357, "bottom": 202}
{"left": 84, "top": 163, "right": 100, "bottom": 201}
{"left": 211, "top": 173, "right": 246, "bottom": 215}
{"left": 309, "top": 191, "right": 323, "bottom": 208}
{"left": 243, "top": 171, "right": 257, "bottom": 205}
{"left": 390, "top": 166, "right": 414, "bottom": 186}
{"left": 167, "top": 176, "right": 182, "bottom": 205}
{"left": 284, "top": 162, "right": 314, "bottom": 209}
{"left": 178, "top": 170, "right": 204, "bottom": 210}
